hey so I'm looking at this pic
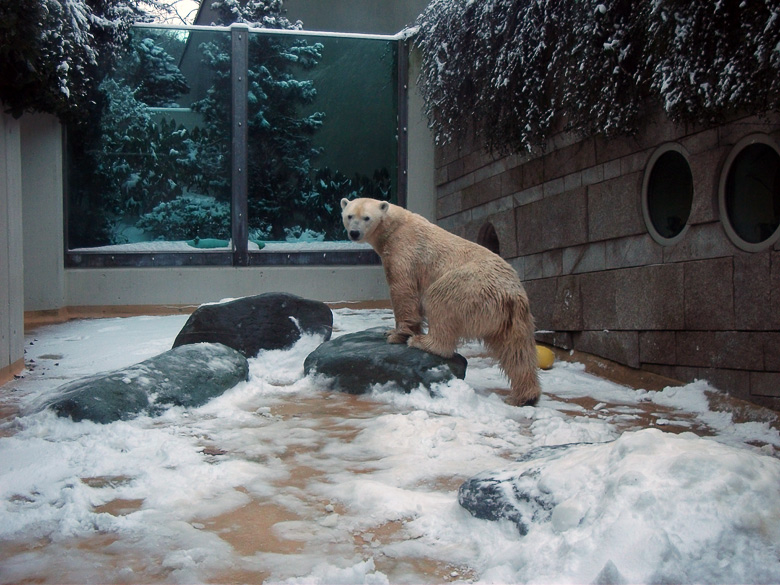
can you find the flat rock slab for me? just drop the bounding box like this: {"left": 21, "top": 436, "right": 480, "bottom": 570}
{"left": 45, "top": 343, "right": 249, "bottom": 424}
{"left": 173, "top": 292, "right": 333, "bottom": 358}
{"left": 303, "top": 327, "right": 467, "bottom": 395}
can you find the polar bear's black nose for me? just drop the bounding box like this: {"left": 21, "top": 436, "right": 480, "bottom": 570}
{"left": 349, "top": 230, "right": 361, "bottom": 241}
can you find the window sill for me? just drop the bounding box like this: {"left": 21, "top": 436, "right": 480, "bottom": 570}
{"left": 65, "top": 247, "right": 380, "bottom": 268}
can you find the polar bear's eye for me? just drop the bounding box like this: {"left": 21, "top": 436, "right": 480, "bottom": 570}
{"left": 347, "top": 214, "right": 353, "bottom": 220}
{"left": 363, "top": 216, "right": 370, "bottom": 221}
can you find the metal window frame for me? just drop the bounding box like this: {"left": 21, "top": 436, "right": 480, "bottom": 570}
{"left": 64, "top": 23, "right": 409, "bottom": 269}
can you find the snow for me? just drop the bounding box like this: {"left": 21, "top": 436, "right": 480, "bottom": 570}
{"left": 1, "top": 308, "right": 779, "bottom": 584}
{"left": 414, "top": 1, "right": 780, "bottom": 153}
{"left": 70, "top": 240, "right": 373, "bottom": 253}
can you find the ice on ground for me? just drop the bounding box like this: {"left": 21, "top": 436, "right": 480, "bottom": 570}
{"left": 0, "top": 308, "right": 778, "bottom": 584}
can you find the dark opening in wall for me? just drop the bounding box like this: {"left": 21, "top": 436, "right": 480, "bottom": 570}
{"left": 642, "top": 144, "right": 693, "bottom": 245}
{"left": 477, "top": 222, "right": 500, "bottom": 255}
{"left": 720, "top": 135, "right": 780, "bottom": 252}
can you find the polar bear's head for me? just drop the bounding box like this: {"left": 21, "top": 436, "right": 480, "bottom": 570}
{"left": 340, "top": 197, "right": 390, "bottom": 243}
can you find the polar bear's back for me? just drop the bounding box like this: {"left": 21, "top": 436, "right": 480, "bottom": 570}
{"left": 385, "top": 204, "right": 521, "bottom": 290}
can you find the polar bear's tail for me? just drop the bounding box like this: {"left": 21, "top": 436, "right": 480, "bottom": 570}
{"left": 485, "top": 296, "right": 541, "bottom": 407}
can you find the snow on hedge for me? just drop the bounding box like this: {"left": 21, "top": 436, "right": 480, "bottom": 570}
{"left": 0, "top": 0, "right": 164, "bottom": 120}
{"left": 414, "top": 0, "right": 780, "bottom": 153}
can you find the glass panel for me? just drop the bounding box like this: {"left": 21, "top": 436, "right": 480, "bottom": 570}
{"left": 65, "top": 25, "right": 400, "bottom": 259}
{"left": 245, "top": 32, "right": 398, "bottom": 250}
{"left": 66, "top": 27, "right": 233, "bottom": 251}
{"left": 725, "top": 143, "right": 780, "bottom": 245}
{"left": 647, "top": 150, "right": 693, "bottom": 240}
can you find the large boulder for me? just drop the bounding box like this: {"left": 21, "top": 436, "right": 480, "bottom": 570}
{"left": 173, "top": 293, "right": 333, "bottom": 358}
{"left": 45, "top": 343, "right": 249, "bottom": 424}
{"left": 303, "top": 327, "right": 467, "bottom": 395}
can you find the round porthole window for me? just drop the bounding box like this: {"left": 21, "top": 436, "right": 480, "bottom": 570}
{"left": 719, "top": 135, "right": 780, "bottom": 252}
{"left": 642, "top": 144, "right": 693, "bottom": 245}
{"left": 477, "top": 222, "right": 500, "bottom": 255}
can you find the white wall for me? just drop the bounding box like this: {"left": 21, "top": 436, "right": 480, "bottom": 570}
{"left": 406, "top": 45, "right": 436, "bottom": 221}
{"left": 0, "top": 113, "right": 25, "bottom": 379}
{"left": 65, "top": 265, "right": 389, "bottom": 307}
{"left": 21, "top": 114, "right": 64, "bottom": 311}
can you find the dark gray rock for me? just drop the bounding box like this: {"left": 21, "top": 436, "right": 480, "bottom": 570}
{"left": 173, "top": 292, "right": 333, "bottom": 358}
{"left": 458, "top": 468, "right": 556, "bottom": 535}
{"left": 303, "top": 327, "right": 467, "bottom": 395}
{"left": 458, "top": 443, "right": 586, "bottom": 535}
{"left": 45, "top": 343, "right": 249, "bottom": 424}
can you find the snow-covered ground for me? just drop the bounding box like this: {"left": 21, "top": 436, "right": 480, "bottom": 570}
{"left": 1, "top": 308, "right": 779, "bottom": 584}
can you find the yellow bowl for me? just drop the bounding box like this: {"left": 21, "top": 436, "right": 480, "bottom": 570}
{"left": 537, "top": 345, "right": 555, "bottom": 370}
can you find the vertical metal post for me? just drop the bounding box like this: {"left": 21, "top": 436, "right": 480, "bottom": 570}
{"left": 231, "top": 23, "right": 249, "bottom": 266}
{"left": 396, "top": 39, "right": 409, "bottom": 209}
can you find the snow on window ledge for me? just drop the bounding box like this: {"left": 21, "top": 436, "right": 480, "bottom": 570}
{"left": 69, "top": 240, "right": 373, "bottom": 254}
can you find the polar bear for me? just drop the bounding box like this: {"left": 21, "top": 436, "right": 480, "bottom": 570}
{"left": 341, "top": 197, "right": 540, "bottom": 406}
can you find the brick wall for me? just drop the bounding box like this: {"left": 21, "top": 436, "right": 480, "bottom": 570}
{"left": 435, "top": 112, "right": 780, "bottom": 411}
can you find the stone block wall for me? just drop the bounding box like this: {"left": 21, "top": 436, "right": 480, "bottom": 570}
{"left": 435, "top": 111, "right": 780, "bottom": 411}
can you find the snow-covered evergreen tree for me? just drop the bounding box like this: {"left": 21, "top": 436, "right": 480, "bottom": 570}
{"left": 415, "top": 0, "right": 780, "bottom": 154}
{"left": 136, "top": 194, "right": 231, "bottom": 240}
{"left": 126, "top": 34, "right": 190, "bottom": 106}
{"left": 95, "top": 79, "right": 196, "bottom": 216}
{"left": 67, "top": 31, "right": 199, "bottom": 246}
{"left": 302, "top": 167, "right": 392, "bottom": 240}
{"left": 0, "top": 0, "right": 166, "bottom": 120}
{"left": 210, "top": 0, "right": 302, "bottom": 30}
{"left": 192, "top": 0, "right": 325, "bottom": 239}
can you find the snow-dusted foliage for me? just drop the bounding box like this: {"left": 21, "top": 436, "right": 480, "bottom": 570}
{"left": 195, "top": 0, "right": 327, "bottom": 240}
{"left": 95, "top": 79, "right": 198, "bottom": 216}
{"left": 136, "top": 194, "right": 231, "bottom": 240}
{"left": 646, "top": 2, "right": 780, "bottom": 122}
{"left": 63, "top": 0, "right": 396, "bottom": 248}
{"left": 126, "top": 35, "right": 190, "bottom": 107}
{"left": 301, "top": 167, "right": 392, "bottom": 239}
{"left": 415, "top": 0, "right": 780, "bottom": 153}
{"left": 0, "top": 0, "right": 166, "bottom": 120}
{"left": 67, "top": 31, "right": 201, "bottom": 247}
{"left": 210, "top": 0, "right": 303, "bottom": 29}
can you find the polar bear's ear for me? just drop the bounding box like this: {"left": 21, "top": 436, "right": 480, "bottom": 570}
{"left": 379, "top": 201, "right": 389, "bottom": 213}
{"left": 340, "top": 198, "right": 350, "bottom": 210}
